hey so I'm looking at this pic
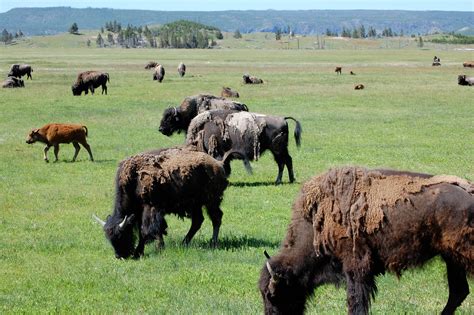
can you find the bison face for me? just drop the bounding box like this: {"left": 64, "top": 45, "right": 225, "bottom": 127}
{"left": 26, "top": 129, "right": 41, "bottom": 144}
{"left": 104, "top": 215, "right": 136, "bottom": 259}
{"left": 159, "top": 108, "right": 181, "bottom": 136}
{"left": 71, "top": 83, "right": 83, "bottom": 96}
{"left": 458, "top": 75, "right": 467, "bottom": 85}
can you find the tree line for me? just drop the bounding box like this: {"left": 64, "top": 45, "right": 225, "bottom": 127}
{"left": 326, "top": 25, "right": 402, "bottom": 38}
{"left": 1, "top": 28, "right": 24, "bottom": 44}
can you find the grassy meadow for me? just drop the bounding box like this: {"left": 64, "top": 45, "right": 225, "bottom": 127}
{"left": 0, "top": 34, "right": 473, "bottom": 314}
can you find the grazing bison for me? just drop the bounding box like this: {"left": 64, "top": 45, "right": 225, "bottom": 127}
{"left": 463, "top": 61, "right": 474, "bottom": 68}
{"left": 26, "top": 123, "right": 94, "bottom": 162}
{"left": 178, "top": 62, "right": 186, "bottom": 77}
{"left": 221, "top": 86, "right": 240, "bottom": 98}
{"left": 159, "top": 94, "right": 248, "bottom": 136}
{"left": 186, "top": 109, "right": 302, "bottom": 184}
{"left": 458, "top": 75, "right": 474, "bottom": 86}
{"left": 8, "top": 64, "right": 33, "bottom": 79}
{"left": 93, "top": 146, "right": 248, "bottom": 259}
{"left": 335, "top": 67, "right": 342, "bottom": 74}
{"left": 71, "top": 71, "right": 109, "bottom": 96}
{"left": 260, "top": 166, "right": 474, "bottom": 315}
{"left": 145, "top": 61, "right": 158, "bottom": 69}
{"left": 153, "top": 64, "right": 165, "bottom": 82}
{"left": 354, "top": 83, "right": 365, "bottom": 90}
{"left": 243, "top": 74, "right": 264, "bottom": 84}
{"left": 350, "top": 71, "right": 356, "bottom": 75}
{"left": 2, "top": 76, "right": 24, "bottom": 88}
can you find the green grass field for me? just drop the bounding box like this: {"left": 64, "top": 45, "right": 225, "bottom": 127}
{"left": 0, "top": 34, "right": 473, "bottom": 314}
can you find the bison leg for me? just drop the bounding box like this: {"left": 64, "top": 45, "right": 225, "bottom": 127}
{"left": 206, "top": 203, "right": 223, "bottom": 247}
{"left": 72, "top": 142, "right": 81, "bottom": 161}
{"left": 27, "top": 72, "right": 32, "bottom": 80}
{"left": 345, "top": 270, "right": 376, "bottom": 315}
{"left": 273, "top": 150, "right": 294, "bottom": 184}
{"left": 43, "top": 145, "right": 51, "bottom": 162}
{"left": 182, "top": 208, "right": 204, "bottom": 245}
{"left": 102, "top": 84, "right": 107, "bottom": 95}
{"left": 80, "top": 141, "right": 94, "bottom": 161}
{"left": 53, "top": 144, "right": 60, "bottom": 162}
{"left": 441, "top": 255, "right": 469, "bottom": 315}
{"left": 134, "top": 232, "right": 146, "bottom": 259}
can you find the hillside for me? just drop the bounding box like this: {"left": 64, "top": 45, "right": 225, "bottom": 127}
{"left": 0, "top": 7, "right": 472, "bottom": 36}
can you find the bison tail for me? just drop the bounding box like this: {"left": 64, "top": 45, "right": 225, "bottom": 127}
{"left": 82, "top": 125, "right": 89, "bottom": 137}
{"left": 222, "top": 150, "right": 252, "bottom": 175}
{"left": 284, "top": 117, "right": 302, "bottom": 148}
{"left": 105, "top": 73, "right": 110, "bottom": 82}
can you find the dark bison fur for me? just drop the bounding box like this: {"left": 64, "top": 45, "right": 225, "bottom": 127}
{"left": 458, "top": 75, "right": 474, "bottom": 86}
{"left": 335, "top": 67, "right": 342, "bottom": 74}
{"left": 186, "top": 109, "right": 302, "bottom": 184}
{"left": 2, "top": 76, "right": 24, "bottom": 88}
{"left": 260, "top": 167, "right": 474, "bottom": 314}
{"left": 72, "top": 71, "right": 109, "bottom": 95}
{"left": 8, "top": 64, "right": 33, "bottom": 79}
{"left": 243, "top": 74, "right": 264, "bottom": 84}
{"left": 145, "top": 61, "right": 158, "bottom": 69}
{"left": 159, "top": 94, "right": 248, "bottom": 136}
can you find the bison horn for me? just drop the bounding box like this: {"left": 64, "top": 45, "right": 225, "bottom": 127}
{"left": 92, "top": 214, "right": 106, "bottom": 227}
{"left": 118, "top": 215, "right": 128, "bottom": 229}
{"left": 266, "top": 261, "right": 276, "bottom": 278}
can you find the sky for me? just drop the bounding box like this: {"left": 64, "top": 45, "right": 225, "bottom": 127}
{"left": 0, "top": 0, "right": 472, "bottom": 13}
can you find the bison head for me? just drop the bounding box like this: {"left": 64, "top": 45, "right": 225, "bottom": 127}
{"left": 159, "top": 107, "right": 182, "bottom": 136}
{"left": 71, "top": 83, "right": 82, "bottom": 96}
{"left": 458, "top": 75, "right": 467, "bottom": 85}
{"left": 96, "top": 214, "right": 136, "bottom": 259}
{"left": 26, "top": 129, "right": 41, "bottom": 144}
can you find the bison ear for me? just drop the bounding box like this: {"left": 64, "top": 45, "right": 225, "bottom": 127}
{"left": 33, "top": 129, "right": 40, "bottom": 134}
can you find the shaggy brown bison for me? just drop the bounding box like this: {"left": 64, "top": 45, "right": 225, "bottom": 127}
{"left": 354, "top": 84, "right": 365, "bottom": 90}
{"left": 2, "top": 76, "right": 24, "bottom": 88}
{"left": 463, "top": 61, "right": 474, "bottom": 68}
{"left": 26, "top": 123, "right": 94, "bottom": 162}
{"left": 8, "top": 64, "right": 33, "bottom": 79}
{"left": 178, "top": 62, "right": 186, "bottom": 77}
{"left": 159, "top": 94, "right": 248, "bottom": 136}
{"left": 145, "top": 61, "right": 158, "bottom": 69}
{"left": 71, "top": 71, "right": 109, "bottom": 96}
{"left": 93, "top": 146, "right": 248, "bottom": 259}
{"left": 458, "top": 75, "right": 474, "bottom": 86}
{"left": 153, "top": 64, "right": 165, "bottom": 82}
{"left": 260, "top": 166, "right": 474, "bottom": 315}
{"left": 186, "top": 109, "right": 302, "bottom": 184}
{"left": 243, "top": 74, "right": 264, "bottom": 84}
{"left": 335, "top": 66, "right": 342, "bottom": 74}
{"left": 221, "top": 86, "right": 240, "bottom": 98}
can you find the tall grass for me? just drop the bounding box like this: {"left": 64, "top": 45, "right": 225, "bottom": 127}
{"left": 0, "top": 40, "right": 473, "bottom": 313}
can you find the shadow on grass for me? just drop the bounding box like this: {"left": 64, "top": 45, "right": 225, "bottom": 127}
{"left": 230, "top": 181, "right": 296, "bottom": 187}
{"left": 193, "top": 235, "right": 280, "bottom": 250}
{"left": 61, "top": 159, "right": 115, "bottom": 164}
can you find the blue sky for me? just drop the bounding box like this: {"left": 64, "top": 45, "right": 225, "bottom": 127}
{"left": 1, "top": 0, "right": 472, "bottom": 13}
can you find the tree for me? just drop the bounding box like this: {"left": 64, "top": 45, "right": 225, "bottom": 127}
{"left": 275, "top": 28, "right": 282, "bottom": 40}
{"left": 418, "top": 36, "right": 424, "bottom": 48}
{"left": 215, "top": 30, "right": 223, "bottom": 40}
{"left": 96, "top": 33, "right": 104, "bottom": 47}
{"left": 233, "top": 29, "right": 242, "bottom": 39}
{"left": 69, "top": 22, "right": 79, "bottom": 34}
{"left": 1, "top": 29, "right": 11, "bottom": 44}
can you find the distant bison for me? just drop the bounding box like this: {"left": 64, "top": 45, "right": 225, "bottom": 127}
{"left": 350, "top": 71, "right": 356, "bottom": 75}
{"left": 145, "top": 61, "right": 158, "bottom": 69}
{"left": 2, "top": 76, "right": 24, "bottom": 88}
{"left": 221, "top": 86, "right": 239, "bottom": 98}
{"left": 72, "top": 71, "right": 109, "bottom": 96}
{"left": 243, "top": 74, "right": 264, "bottom": 84}
{"left": 153, "top": 64, "right": 165, "bottom": 82}
{"left": 93, "top": 146, "right": 247, "bottom": 259}
{"left": 178, "top": 62, "right": 186, "bottom": 77}
{"left": 335, "top": 66, "right": 342, "bottom": 74}
{"left": 26, "top": 123, "right": 94, "bottom": 162}
{"left": 458, "top": 75, "right": 474, "bottom": 86}
{"left": 354, "top": 83, "right": 365, "bottom": 90}
{"left": 8, "top": 64, "right": 33, "bottom": 80}
{"left": 463, "top": 61, "right": 474, "bottom": 68}
{"left": 260, "top": 166, "right": 474, "bottom": 315}
{"left": 159, "top": 94, "right": 248, "bottom": 136}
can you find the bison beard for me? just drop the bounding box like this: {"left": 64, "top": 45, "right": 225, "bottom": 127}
{"left": 95, "top": 146, "right": 230, "bottom": 259}
{"left": 260, "top": 166, "right": 474, "bottom": 314}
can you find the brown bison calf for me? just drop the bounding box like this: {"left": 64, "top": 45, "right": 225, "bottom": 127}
{"left": 463, "top": 61, "right": 474, "bottom": 68}
{"left": 354, "top": 83, "right": 365, "bottom": 90}
{"left": 335, "top": 66, "right": 342, "bottom": 74}
{"left": 26, "top": 123, "right": 94, "bottom": 162}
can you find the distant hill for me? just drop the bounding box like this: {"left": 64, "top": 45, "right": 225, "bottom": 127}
{"left": 0, "top": 7, "right": 472, "bottom": 36}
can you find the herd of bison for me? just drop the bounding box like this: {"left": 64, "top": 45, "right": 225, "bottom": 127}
{"left": 5, "top": 56, "right": 474, "bottom": 314}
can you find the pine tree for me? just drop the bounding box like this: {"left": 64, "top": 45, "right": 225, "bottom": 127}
{"left": 233, "top": 30, "right": 242, "bottom": 39}
{"left": 275, "top": 28, "right": 282, "bottom": 40}
{"left": 216, "top": 30, "right": 223, "bottom": 40}
{"left": 96, "top": 33, "right": 104, "bottom": 47}
{"left": 69, "top": 22, "right": 79, "bottom": 34}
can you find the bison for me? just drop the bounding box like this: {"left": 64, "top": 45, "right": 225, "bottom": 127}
{"left": 186, "top": 109, "right": 302, "bottom": 184}
{"left": 159, "top": 94, "right": 248, "bottom": 136}
{"left": 93, "top": 146, "right": 249, "bottom": 259}
{"left": 178, "top": 62, "right": 186, "bottom": 77}
{"left": 354, "top": 83, "right": 364, "bottom": 90}
{"left": 463, "top": 61, "right": 474, "bottom": 68}
{"left": 8, "top": 64, "right": 33, "bottom": 79}
{"left": 243, "top": 74, "right": 264, "bottom": 84}
{"left": 458, "top": 75, "right": 474, "bottom": 86}
{"left": 2, "top": 76, "right": 24, "bottom": 88}
{"left": 221, "top": 86, "right": 240, "bottom": 98}
{"left": 145, "top": 61, "right": 158, "bottom": 69}
{"left": 259, "top": 166, "right": 474, "bottom": 314}
{"left": 350, "top": 71, "right": 356, "bottom": 75}
{"left": 71, "top": 71, "right": 109, "bottom": 96}
{"left": 153, "top": 64, "right": 165, "bottom": 82}
{"left": 335, "top": 67, "right": 342, "bottom": 74}
{"left": 26, "top": 123, "right": 94, "bottom": 162}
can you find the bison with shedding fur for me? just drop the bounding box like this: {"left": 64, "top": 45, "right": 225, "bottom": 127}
{"left": 71, "top": 71, "right": 109, "bottom": 96}
{"left": 2, "top": 76, "right": 24, "bottom": 88}
{"left": 260, "top": 166, "right": 474, "bottom": 314}
{"left": 186, "top": 109, "right": 301, "bottom": 184}
{"left": 458, "top": 75, "right": 474, "bottom": 86}
{"left": 243, "top": 74, "right": 264, "bottom": 84}
{"left": 153, "top": 64, "right": 165, "bottom": 82}
{"left": 93, "top": 146, "right": 248, "bottom": 259}
{"left": 145, "top": 61, "right": 158, "bottom": 69}
{"left": 8, "top": 64, "right": 33, "bottom": 79}
{"left": 221, "top": 86, "right": 239, "bottom": 98}
{"left": 178, "top": 62, "right": 186, "bottom": 77}
{"left": 159, "top": 94, "right": 248, "bottom": 136}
